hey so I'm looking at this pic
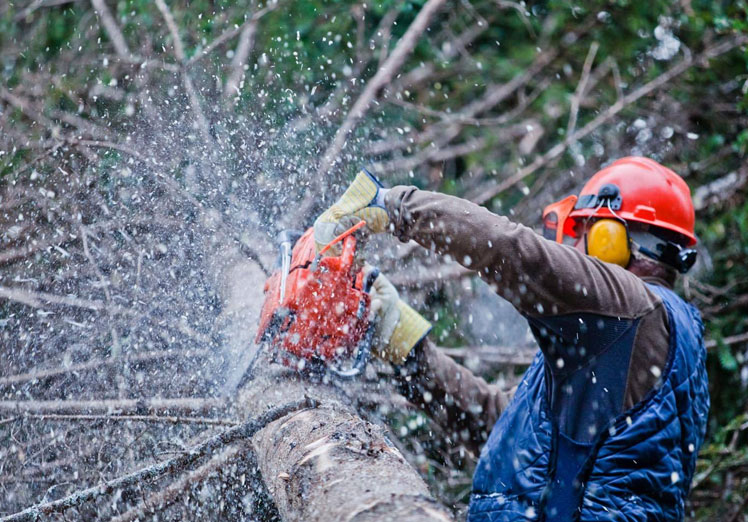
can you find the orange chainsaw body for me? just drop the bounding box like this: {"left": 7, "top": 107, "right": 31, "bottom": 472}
{"left": 256, "top": 228, "right": 371, "bottom": 364}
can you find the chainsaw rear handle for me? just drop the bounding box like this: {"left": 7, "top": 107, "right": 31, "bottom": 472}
{"left": 328, "top": 267, "right": 380, "bottom": 380}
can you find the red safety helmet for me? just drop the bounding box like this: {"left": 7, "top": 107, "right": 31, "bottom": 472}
{"left": 542, "top": 157, "right": 697, "bottom": 246}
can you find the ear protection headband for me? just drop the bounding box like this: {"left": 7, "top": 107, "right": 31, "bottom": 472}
{"left": 543, "top": 183, "right": 697, "bottom": 273}
{"left": 578, "top": 184, "right": 632, "bottom": 268}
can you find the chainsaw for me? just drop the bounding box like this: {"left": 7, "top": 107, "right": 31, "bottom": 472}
{"left": 253, "top": 222, "right": 378, "bottom": 380}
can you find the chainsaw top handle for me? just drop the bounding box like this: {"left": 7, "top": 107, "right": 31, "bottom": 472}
{"left": 317, "top": 220, "right": 367, "bottom": 257}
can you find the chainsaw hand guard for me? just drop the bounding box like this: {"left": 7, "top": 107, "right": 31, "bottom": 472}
{"left": 256, "top": 227, "right": 376, "bottom": 379}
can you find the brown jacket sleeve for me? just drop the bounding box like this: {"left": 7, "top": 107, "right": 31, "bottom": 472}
{"left": 385, "top": 186, "right": 669, "bottom": 411}
{"left": 395, "top": 337, "right": 511, "bottom": 455}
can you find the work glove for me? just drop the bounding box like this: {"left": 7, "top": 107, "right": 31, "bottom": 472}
{"left": 314, "top": 169, "right": 390, "bottom": 255}
{"left": 363, "top": 265, "right": 432, "bottom": 364}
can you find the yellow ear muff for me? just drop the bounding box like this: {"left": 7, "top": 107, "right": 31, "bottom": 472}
{"left": 587, "top": 219, "right": 631, "bottom": 267}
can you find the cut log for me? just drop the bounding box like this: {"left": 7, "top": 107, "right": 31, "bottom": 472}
{"left": 239, "top": 358, "right": 453, "bottom": 522}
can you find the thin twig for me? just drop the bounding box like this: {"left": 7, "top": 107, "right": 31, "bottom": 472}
{"left": 185, "top": 3, "right": 278, "bottom": 68}
{"left": 0, "top": 284, "right": 120, "bottom": 313}
{"left": 223, "top": 12, "right": 258, "bottom": 100}
{"left": 14, "top": 0, "right": 80, "bottom": 22}
{"left": 704, "top": 332, "right": 748, "bottom": 350}
{"left": 78, "top": 218, "right": 121, "bottom": 350}
{"left": 0, "top": 398, "right": 313, "bottom": 522}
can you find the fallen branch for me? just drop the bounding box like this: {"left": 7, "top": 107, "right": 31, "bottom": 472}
{"left": 388, "top": 263, "right": 473, "bottom": 287}
{"left": 0, "top": 284, "right": 115, "bottom": 312}
{"left": 0, "top": 399, "right": 311, "bottom": 522}
{"left": 0, "top": 398, "right": 225, "bottom": 416}
{"left": 473, "top": 34, "right": 748, "bottom": 204}
{"left": 17, "top": 413, "right": 237, "bottom": 426}
{"left": 439, "top": 344, "right": 537, "bottom": 366}
{"left": 90, "top": 0, "right": 132, "bottom": 59}
{"left": 155, "top": 0, "right": 214, "bottom": 146}
{"left": 110, "top": 444, "right": 244, "bottom": 522}
{"left": 0, "top": 349, "right": 210, "bottom": 387}
{"left": 704, "top": 331, "right": 748, "bottom": 350}
{"left": 566, "top": 41, "right": 599, "bottom": 137}
{"left": 0, "top": 284, "right": 141, "bottom": 319}
{"left": 315, "top": 0, "right": 448, "bottom": 178}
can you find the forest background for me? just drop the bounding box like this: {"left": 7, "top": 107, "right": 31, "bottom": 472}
{"left": 0, "top": 0, "right": 747, "bottom": 520}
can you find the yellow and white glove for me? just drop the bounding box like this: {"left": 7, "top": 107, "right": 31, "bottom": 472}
{"left": 314, "top": 169, "right": 390, "bottom": 255}
{"left": 363, "top": 265, "right": 432, "bottom": 364}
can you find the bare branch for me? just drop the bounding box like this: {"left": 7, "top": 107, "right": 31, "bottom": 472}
{"left": 371, "top": 51, "right": 555, "bottom": 158}
{"left": 704, "top": 332, "right": 748, "bottom": 350}
{"left": 458, "top": 50, "right": 556, "bottom": 120}
{"left": 493, "top": 0, "right": 536, "bottom": 37}
{"left": 0, "top": 284, "right": 118, "bottom": 313}
{"left": 373, "top": 121, "right": 536, "bottom": 174}
{"left": 186, "top": 3, "right": 278, "bottom": 68}
{"left": 315, "top": 0, "right": 448, "bottom": 178}
{"left": 154, "top": 0, "right": 214, "bottom": 145}
{"left": 17, "top": 413, "right": 238, "bottom": 426}
{"left": 0, "top": 349, "right": 211, "bottom": 387}
{"left": 0, "top": 398, "right": 225, "bottom": 416}
{"left": 110, "top": 445, "right": 243, "bottom": 522}
{"left": 223, "top": 18, "right": 258, "bottom": 100}
{"left": 439, "top": 344, "right": 537, "bottom": 366}
{"left": 567, "top": 41, "right": 599, "bottom": 137}
{"left": 0, "top": 88, "right": 57, "bottom": 130}
{"left": 154, "top": 0, "right": 186, "bottom": 62}
{"left": 0, "top": 399, "right": 311, "bottom": 522}
{"left": 223, "top": 2, "right": 281, "bottom": 101}
{"left": 14, "top": 0, "right": 80, "bottom": 22}
{"left": 90, "top": 0, "right": 132, "bottom": 59}
{"left": 473, "top": 34, "right": 748, "bottom": 204}
{"left": 78, "top": 218, "right": 121, "bottom": 350}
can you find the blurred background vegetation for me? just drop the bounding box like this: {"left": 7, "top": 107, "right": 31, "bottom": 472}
{"left": 1, "top": 0, "right": 746, "bottom": 519}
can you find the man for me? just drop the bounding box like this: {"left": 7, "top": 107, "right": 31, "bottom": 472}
{"left": 314, "top": 156, "right": 709, "bottom": 521}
